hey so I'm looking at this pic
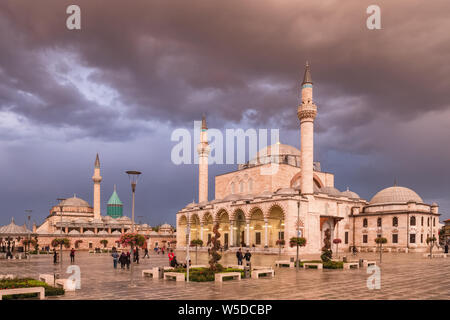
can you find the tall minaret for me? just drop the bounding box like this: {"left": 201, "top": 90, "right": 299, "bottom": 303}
{"left": 297, "top": 62, "right": 317, "bottom": 195}
{"left": 197, "top": 115, "right": 210, "bottom": 203}
{"left": 92, "top": 153, "right": 102, "bottom": 220}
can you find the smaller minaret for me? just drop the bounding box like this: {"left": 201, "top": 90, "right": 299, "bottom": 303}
{"left": 197, "top": 115, "right": 210, "bottom": 203}
{"left": 92, "top": 153, "right": 102, "bottom": 220}
{"left": 298, "top": 62, "right": 318, "bottom": 195}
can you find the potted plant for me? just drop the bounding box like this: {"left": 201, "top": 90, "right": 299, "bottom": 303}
{"left": 374, "top": 237, "right": 387, "bottom": 263}
{"left": 289, "top": 237, "right": 307, "bottom": 270}
{"left": 276, "top": 239, "right": 285, "bottom": 257}
{"left": 426, "top": 235, "right": 437, "bottom": 259}
{"left": 190, "top": 239, "right": 204, "bottom": 264}
{"left": 75, "top": 240, "right": 83, "bottom": 249}
{"left": 333, "top": 238, "right": 342, "bottom": 258}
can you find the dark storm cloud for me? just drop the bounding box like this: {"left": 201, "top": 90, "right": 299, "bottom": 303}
{"left": 0, "top": 0, "right": 449, "bottom": 224}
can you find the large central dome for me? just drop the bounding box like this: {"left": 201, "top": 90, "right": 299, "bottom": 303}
{"left": 370, "top": 186, "right": 423, "bottom": 204}
{"left": 59, "top": 196, "right": 90, "bottom": 207}
{"left": 248, "top": 143, "right": 301, "bottom": 166}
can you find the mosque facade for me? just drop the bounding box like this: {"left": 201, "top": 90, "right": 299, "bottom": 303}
{"left": 0, "top": 155, "right": 175, "bottom": 254}
{"left": 176, "top": 63, "right": 444, "bottom": 255}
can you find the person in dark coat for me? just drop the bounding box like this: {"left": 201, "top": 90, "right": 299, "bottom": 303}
{"left": 244, "top": 250, "right": 252, "bottom": 266}
{"left": 126, "top": 251, "right": 131, "bottom": 269}
{"left": 445, "top": 243, "right": 449, "bottom": 254}
{"left": 143, "top": 248, "right": 149, "bottom": 258}
{"left": 119, "top": 252, "right": 127, "bottom": 269}
{"left": 70, "top": 248, "right": 75, "bottom": 263}
{"left": 134, "top": 248, "right": 140, "bottom": 264}
{"left": 236, "top": 248, "right": 243, "bottom": 265}
{"left": 53, "top": 249, "right": 58, "bottom": 264}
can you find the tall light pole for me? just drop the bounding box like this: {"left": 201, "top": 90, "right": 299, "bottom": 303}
{"left": 126, "top": 170, "right": 141, "bottom": 287}
{"left": 25, "top": 210, "right": 32, "bottom": 258}
{"left": 57, "top": 198, "right": 66, "bottom": 269}
{"left": 296, "top": 200, "right": 300, "bottom": 271}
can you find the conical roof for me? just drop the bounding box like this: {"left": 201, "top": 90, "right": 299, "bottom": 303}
{"left": 302, "top": 61, "right": 313, "bottom": 85}
{"left": 0, "top": 217, "right": 31, "bottom": 234}
{"left": 108, "top": 186, "right": 123, "bottom": 206}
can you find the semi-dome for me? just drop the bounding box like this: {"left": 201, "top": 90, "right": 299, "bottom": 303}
{"left": 276, "top": 188, "right": 297, "bottom": 195}
{"left": 223, "top": 194, "right": 242, "bottom": 201}
{"left": 59, "top": 196, "right": 90, "bottom": 207}
{"left": 255, "top": 190, "right": 273, "bottom": 199}
{"left": 370, "top": 186, "right": 423, "bottom": 204}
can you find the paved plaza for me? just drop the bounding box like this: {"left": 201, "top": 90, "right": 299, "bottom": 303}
{"left": 1, "top": 251, "right": 449, "bottom": 300}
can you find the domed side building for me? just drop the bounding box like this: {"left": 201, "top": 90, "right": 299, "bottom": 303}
{"left": 0, "top": 154, "right": 176, "bottom": 254}
{"left": 176, "top": 63, "right": 444, "bottom": 255}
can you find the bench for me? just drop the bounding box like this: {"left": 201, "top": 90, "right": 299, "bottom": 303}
{"left": 424, "top": 253, "right": 447, "bottom": 258}
{"left": 275, "top": 260, "right": 294, "bottom": 268}
{"left": 39, "top": 274, "right": 55, "bottom": 286}
{"left": 303, "top": 263, "right": 323, "bottom": 270}
{"left": 190, "top": 265, "right": 208, "bottom": 268}
{"left": 55, "top": 278, "right": 77, "bottom": 291}
{"left": 142, "top": 267, "right": 160, "bottom": 278}
{"left": 343, "top": 262, "right": 359, "bottom": 269}
{"left": 226, "top": 265, "right": 245, "bottom": 270}
{"left": 0, "top": 287, "right": 45, "bottom": 300}
{"left": 252, "top": 266, "right": 272, "bottom": 271}
{"left": 0, "top": 274, "right": 14, "bottom": 280}
{"left": 163, "top": 272, "right": 185, "bottom": 282}
{"left": 363, "top": 260, "right": 376, "bottom": 268}
{"left": 215, "top": 272, "right": 241, "bottom": 282}
{"left": 251, "top": 269, "right": 274, "bottom": 279}
{"left": 163, "top": 267, "right": 174, "bottom": 271}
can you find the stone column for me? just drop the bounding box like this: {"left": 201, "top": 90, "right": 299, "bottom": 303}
{"left": 229, "top": 220, "right": 234, "bottom": 247}
{"left": 246, "top": 221, "right": 250, "bottom": 247}
{"left": 200, "top": 223, "right": 204, "bottom": 242}
{"left": 264, "top": 220, "right": 269, "bottom": 247}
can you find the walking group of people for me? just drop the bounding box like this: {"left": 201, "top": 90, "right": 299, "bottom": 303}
{"left": 236, "top": 248, "right": 252, "bottom": 266}
{"left": 52, "top": 247, "right": 76, "bottom": 264}
{"left": 111, "top": 248, "right": 142, "bottom": 269}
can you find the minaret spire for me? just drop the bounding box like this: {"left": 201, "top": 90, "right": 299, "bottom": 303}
{"left": 92, "top": 154, "right": 102, "bottom": 220}
{"left": 197, "top": 114, "right": 210, "bottom": 203}
{"left": 297, "top": 61, "right": 318, "bottom": 195}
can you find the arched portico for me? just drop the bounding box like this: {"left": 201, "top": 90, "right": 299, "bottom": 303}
{"left": 190, "top": 214, "right": 201, "bottom": 241}
{"left": 178, "top": 215, "right": 188, "bottom": 246}
{"left": 232, "top": 209, "right": 246, "bottom": 247}
{"left": 249, "top": 207, "right": 265, "bottom": 248}
{"left": 216, "top": 209, "right": 230, "bottom": 248}
{"left": 202, "top": 212, "right": 213, "bottom": 244}
{"left": 267, "top": 205, "right": 285, "bottom": 247}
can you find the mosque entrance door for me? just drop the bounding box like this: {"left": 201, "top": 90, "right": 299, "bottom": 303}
{"left": 224, "top": 233, "right": 229, "bottom": 247}
{"left": 241, "top": 231, "right": 245, "bottom": 246}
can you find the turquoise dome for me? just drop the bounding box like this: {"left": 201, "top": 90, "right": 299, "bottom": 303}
{"left": 107, "top": 187, "right": 123, "bottom": 218}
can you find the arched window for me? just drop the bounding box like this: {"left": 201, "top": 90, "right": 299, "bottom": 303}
{"left": 231, "top": 182, "right": 235, "bottom": 194}
{"left": 410, "top": 216, "right": 416, "bottom": 226}
{"left": 392, "top": 217, "right": 398, "bottom": 227}
{"left": 248, "top": 179, "right": 253, "bottom": 192}
{"left": 421, "top": 216, "right": 424, "bottom": 226}
{"left": 239, "top": 181, "right": 244, "bottom": 193}
{"left": 433, "top": 218, "right": 435, "bottom": 226}
{"left": 363, "top": 218, "right": 368, "bottom": 228}
{"left": 377, "top": 217, "right": 382, "bottom": 227}
{"left": 427, "top": 217, "right": 430, "bottom": 226}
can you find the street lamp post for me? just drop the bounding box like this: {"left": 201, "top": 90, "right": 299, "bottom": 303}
{"left": 126, "top": 171, "right": 141, "bottom": 287}
{"left": 57, "top": 198, "right": 66, "bottom": 269}
{"left": 296, "top": 201, "right": 300, "bottom": 271}
{"left": 25, "top": 210, "right": 32, "bottom": 258}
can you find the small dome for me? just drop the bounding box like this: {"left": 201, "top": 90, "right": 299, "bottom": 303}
{"left": 112, "top": 230, "right": 121, "bottom": 235}
{"left": 84, "top": 230, "right": 94, "bottom": 235}
{"left": 59, "top": 196, "right": 90, "bottom": 207}
{"left": 276, "top": 188, "right": 297, "bottom": 195}
{"left": 186, "top": 202, "right": 197, "bottom": 208}
{"left": 223, "top": 194, "right": 242, "bottom": 201}
{"left": 117, "top": 216, "right": 131, "bottom": 221}
{"left": 74, "top": 218, "right": 88, "bottom": 224}
{"left": 341, "top": 188, "right": 360, "bottom": 199}
{"left": 160, "top": 223, "right": 172, "bottom": 229}
{"left": 256, "top": 190, "right": 273, "bottom": 198}
{"left": 98, "top": 230, "right": 108, "bottom": 235}
{"left": 321, "top": 187, "right": 342, "bottom": 197}
{"left": 102, "top": 216, "right": 112, "bottom": 221}
{"left": 68, "top": 229, "right": 80, "bottom": 235}
{"left": 370, "top": 186, "right": 423, "bottom": 204}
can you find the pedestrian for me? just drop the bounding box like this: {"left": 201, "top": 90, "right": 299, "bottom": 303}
{"left": 126, "top": 251, "right": 131, "bottom": 269}
{"left": 445, "top": 243, "right": 449, "bottom": 254}
{"left": 112, "top": 250, "right": 119, "bottom": 269}
{"left": 244, "top": 250, "right": 252, "bottom": 266}
{"left": 236, "top": 248, "right": 243, "bottom": 265}
{"left": 119, "top": 252, "right": 127, "bottom": 269}
{"left": 161, "top": 247, "right": 165, "bottom": 255}
{"left": 70, "top": 248, "right": 75, "bottom": 263}
{"left": 143, "top": 247, "right": 149, "bottom": 258}
{"left": 53, "top": 249, "right": 58, "bottom": 264}
{"left": 135, "top": 248, "right": 140, "bottom": 264}
{"left": 168, "top": 249, "right": 175, "bottom": 267}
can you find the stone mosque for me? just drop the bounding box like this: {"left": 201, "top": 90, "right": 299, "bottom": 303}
{"left": 176, "top": 63, "right": 444, "bottom": 255}
{"left": 0, "top": 154, "right": 175, "bottom": 254}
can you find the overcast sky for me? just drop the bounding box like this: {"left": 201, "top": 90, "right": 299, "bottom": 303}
{"left": 0, "top": 0, "right": 449, "bottom": 227}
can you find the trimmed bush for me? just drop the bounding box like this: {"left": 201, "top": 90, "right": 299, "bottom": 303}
{"left": 0, "top": 278, "right": 65, "bottom": 300}
{"left": 170, "top": 267, "right": 245, "bottom": 282}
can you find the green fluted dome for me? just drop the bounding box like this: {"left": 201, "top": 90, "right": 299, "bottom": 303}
{"left": 107, "top": 187, "right": 123, "bottom": 218}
